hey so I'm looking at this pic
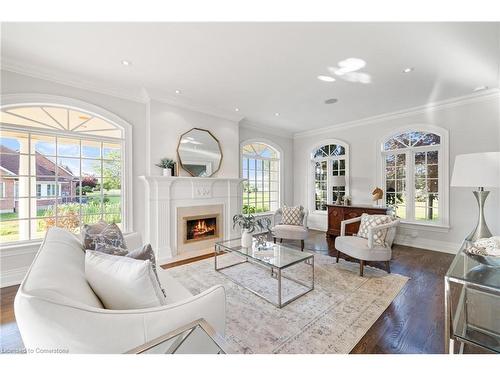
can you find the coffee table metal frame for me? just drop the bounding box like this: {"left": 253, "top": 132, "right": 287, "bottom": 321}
{"left": 214, "top": 239, "right": 314, "bottom": 308}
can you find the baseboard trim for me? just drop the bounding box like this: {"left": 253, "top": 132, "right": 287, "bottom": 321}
{"left": 393, "top": 235, "right": 460, "bottom": 254}
{"left": 1, "top": 266, "right": 28, "bottom": 288}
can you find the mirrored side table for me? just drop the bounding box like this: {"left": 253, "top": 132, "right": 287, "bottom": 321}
{"left": 125, "top": 319, "right": 228, "bottom": 354}
{"left": 445, "top": 241, "right": 500, "bottom": 354}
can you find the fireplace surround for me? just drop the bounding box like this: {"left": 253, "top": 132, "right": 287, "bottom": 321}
{"left": 140, "top": 176, "right": 245, "bottom": 264}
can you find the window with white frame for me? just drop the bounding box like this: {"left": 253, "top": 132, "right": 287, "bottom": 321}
{"left": 0, "top": 182, "right": 5, "bottom": 198}
{"left": 0, "top": 105, "right": 124, "bottom": 244}
{"left": 241, "top": 142, "right": 280, "bottom": 214}
{"left": 382, "top": 129, "right": 445, "bottom": 224}
{"left": 311, "top": 142, "right": 349, "bottom": 211}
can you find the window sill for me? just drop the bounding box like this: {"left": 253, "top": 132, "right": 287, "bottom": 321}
{"left": 0, "top": 240, "right": 42, "bottom": 257}
{"left": 250, "top": 211, "right": 275, "bottom": 217}
{"left": 399, "top": 220, "right": 450, "bottom": 233}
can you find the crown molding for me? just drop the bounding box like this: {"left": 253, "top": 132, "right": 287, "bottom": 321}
{"left": 294, "top": 88, "right": 500, "bottom": 139}
{"left": 239, "top": 119, "right": 294, "bottom": 138}
{"left": 1, "top": 57, "right": 147, "bottom": 104}
{"left": 143, "top": 88, "right": 244, "bottom": 123}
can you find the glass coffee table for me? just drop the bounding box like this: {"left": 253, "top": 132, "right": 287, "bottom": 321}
{"left": 215, "top": 238, "right": 314, "bottom": 308}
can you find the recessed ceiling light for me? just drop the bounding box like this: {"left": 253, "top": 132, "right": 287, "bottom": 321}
{"left": 403, "top": 67, "right": 414, "bottom": 73}
{"left": 317, "top": 75, "right": 336, "bottom": 82}
{"left": 175, "top": 89, "right": 181, "bottom": 94}
{"left": 274, "top": 112, "right": 280, "bottom": 117}
{"left": 324, "top": 98, "right": 338, "bottom": 104}
{"left": 121, "top": 60, "right": 131, "bottom": 66}
{"left": 473, "top": 85, "right": 488, "bottom": 92}
{"left": 234, "top": 108, "right": 240, "bottom": 112}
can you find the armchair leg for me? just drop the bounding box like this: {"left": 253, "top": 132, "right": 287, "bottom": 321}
{"left": 300, "top": 239, "right": 304, "bottom": 251}
{"left": 359, "top": 260, "right": 365, "bottom": 277}
{"left": 385, "top": 261, "right": 391, "bottom": 274}
{"left": 336, "top": 250, "right": 340, "bottom": 263}
{"left": 280, "top": 238, "right": 283, "bottom": 243}
{"left": 273, "top": 237, "right": 276, "bottom": 244}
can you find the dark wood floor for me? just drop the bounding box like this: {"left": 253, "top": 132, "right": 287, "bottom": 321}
{"left": 1, "top": 230, "right": 457, "bottom": 354}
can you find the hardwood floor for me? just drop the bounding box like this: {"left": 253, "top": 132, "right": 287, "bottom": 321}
{"left": 1, "top": 230, "right": 456, "bottom": 354}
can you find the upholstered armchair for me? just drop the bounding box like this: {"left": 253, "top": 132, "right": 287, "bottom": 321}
{"left": 271, "top": 207, "right": 308, "bottom": 251}
{"left": 334, "top": 215, "right": 400, "bottom": 276}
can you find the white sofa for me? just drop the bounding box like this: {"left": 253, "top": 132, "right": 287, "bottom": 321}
{"left": 14, "top": 227, "right": 226, "bottom": 353}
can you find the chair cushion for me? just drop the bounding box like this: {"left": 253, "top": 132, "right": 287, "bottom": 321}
{"left": 281, "top": 205, "right": 304, "bottom": 225}
{"left": 85, "top": 251, "right": 166, "bottom": 310}
{"left": 335, "top": 235, "right": 391, "bottom": 261}
{"left": 357, "top": 214, "right": 392, "bottom": 246}
{"left": 272, "top": 224, "right": 308, "bottom": 240}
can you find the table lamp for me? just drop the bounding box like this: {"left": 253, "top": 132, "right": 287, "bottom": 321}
{"left": 451, "top": 152, "right": 500, "bottom": 241}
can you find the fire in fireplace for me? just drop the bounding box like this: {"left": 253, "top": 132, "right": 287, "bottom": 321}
{"left": 185, "top": 215, "right": 218, "bottom": 243}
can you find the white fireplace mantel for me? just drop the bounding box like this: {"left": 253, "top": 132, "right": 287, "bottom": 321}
{"left": 140, "top": 176, "right": 245, "bottom": 264}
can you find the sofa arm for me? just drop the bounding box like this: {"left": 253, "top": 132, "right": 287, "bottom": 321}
{"left": 340, "top": 216, "right": 362, "bottom": 236}
{"left": 142, "top": 285, "right": 226, "bottom": 343}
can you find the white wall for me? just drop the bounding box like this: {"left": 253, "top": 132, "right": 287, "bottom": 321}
{"left": 294, "top": 94, "right": 500, "bottom": 253}
{"left": 149, "top": 99, "right": 239, "bottom": 178}
{"left": 239, "top": 122, "right": 294, "bottom": 206}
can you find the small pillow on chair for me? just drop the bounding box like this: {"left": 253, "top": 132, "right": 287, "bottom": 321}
{"left": 85, "top": 251, "right": 166, "bottom": 310}
{"left": 357, "top": 214, "right": 392, "bottom": 246}
{"left": 82, "top": 221, "right": 127, "bottom": 251}
{"left": 281, "top": 205, "right": 304, "bottom": 225}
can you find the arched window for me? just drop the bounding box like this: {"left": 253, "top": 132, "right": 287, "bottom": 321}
{"left": 381, "top": 129, "right": 447, "bottom": 224}
{"left": 241, "top": 141, "right": 280, "bottom": 214}
{"left": 0, "top": 105, "right": 125, "bottom": 244}
{"left": 311, "top": 141, "right": 349, "bottom": 211}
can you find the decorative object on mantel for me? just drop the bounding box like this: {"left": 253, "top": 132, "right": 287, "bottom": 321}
{"left": 371, "top": 187, "right": 384, "bottom": 206}
{"left": 341, "top": 195, "right": 351, "bottom": 206}
{"left": 177, "top": 128, "right": 223, "bottom": 177}
{"left": 155, "top": 158, "right": 176, "bottom": 176}
{"left": 451, "top": 152, "right": 500, "bottom": 241}
{"left": 331, "top": 175, "right": 346, "bottom": 205}
{"left": 465, "top": 237, "right": 500, "bottom": 267}
{"left": 232, "top": 214, "right": 271, "bottom": 248}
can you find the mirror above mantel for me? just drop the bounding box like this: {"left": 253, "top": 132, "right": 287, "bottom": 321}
{"left": 177, "top": 128, "right": 223, "bottom": 177}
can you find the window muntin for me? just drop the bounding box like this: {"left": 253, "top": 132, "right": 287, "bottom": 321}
{"left": 311, "top": 142, "right": 348, "bottom": 211}
{"left": 241, "top": 142, "right": 280, "bottom": 214}
{"left": 382, "top": 130, "right": 441, "bottom": 223}
{"left": 0, "top": 107, "right": 124, "bottom": 244}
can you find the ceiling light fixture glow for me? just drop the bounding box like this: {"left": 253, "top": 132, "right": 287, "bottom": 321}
{"left": 317, "top": 75, "right": 336, "bottom": 82}
{"left": 329, "top": 58, "right": 366, "bottom": 76}
{"left": 121, "top": 60, "right": 131, "bottom": 66}
{"left": 403, "top": 67, "right": 414, "bottom": 73}
{"left": 234, "top": 108, "right": 240, "bottom": 112}
{"left": 274, "top": 112, "right": 280, "bottom": 117}
{"left": 175, "top": 89, "right": 181, "bottom": 94}
{"left": 473, "top": 85, "right": 488, "bottom": 92}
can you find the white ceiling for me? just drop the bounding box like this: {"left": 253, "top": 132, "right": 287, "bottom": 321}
{"left": 1, "top": 22, "right": 499, "bottom": 133}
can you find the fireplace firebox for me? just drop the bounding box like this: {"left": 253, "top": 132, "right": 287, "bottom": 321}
{"left": 184, "top": 214, "right": 220, "bottom": 243}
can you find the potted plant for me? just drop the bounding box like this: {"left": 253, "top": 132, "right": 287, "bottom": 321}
{"left": 156, "top": 158, "right": 176, "bottom": 176}
{"left": 232, "top": 214, "right": 271, "bottom": 248}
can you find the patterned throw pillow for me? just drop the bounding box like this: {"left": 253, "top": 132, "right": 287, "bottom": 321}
{"left": 281, "top": 205, "right": 304, "bottom": 226}
{"left": 82, "top": 221, "right": 127, "bottom": 251}
{"left": 357, "top": 214, "right": 392, "bottom": 246}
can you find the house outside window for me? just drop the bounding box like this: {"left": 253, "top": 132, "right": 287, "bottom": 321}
{"left": 381, "top": 128, "right": 448, "bottom": 225}
{"left": 311, "top": 141, "right": 349, "bottom": 211}
{"left": 0, "top": 105, "right": 125, "bottom": 244}
{"left": 241, "top": 141, "right": 280, "bottom": 214}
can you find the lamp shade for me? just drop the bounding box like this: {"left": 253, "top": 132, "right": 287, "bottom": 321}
{"left": 451, "top": 152, "right": 500, "bottom": 188}
{"left": 331, "top": 175, "right": 346, "bottom": 186}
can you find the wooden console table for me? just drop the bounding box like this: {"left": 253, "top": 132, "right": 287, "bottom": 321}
{"left": 327, "top": 204, "right": 388, "bottom": 237}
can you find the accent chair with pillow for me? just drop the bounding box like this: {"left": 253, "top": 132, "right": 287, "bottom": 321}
{"left": 334, "top": 213, "right": 400, "bottom": 276}
{"left": 14, "top": 227, "right": 226, "bottom": 353}
{"left": 271, "top": 205, "right": 308, "bottom": 251}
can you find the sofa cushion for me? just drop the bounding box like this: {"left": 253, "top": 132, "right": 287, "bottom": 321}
{"left": 82, "top": 221, "right": 127, "bottom": 251}
{"left": 357, "top": 214, "right": 392, "bottom": 246}
{"left": 22, "top": 227, "right": 104, "bottom": 308}
{"left": 85, "top": 251, "right": 166, "bottom": 310}
{"left": 272, "top": 224, "right": 308, "bottom": 240}
{"left": 281, "top": 205, "right": 304, "bottom": 225}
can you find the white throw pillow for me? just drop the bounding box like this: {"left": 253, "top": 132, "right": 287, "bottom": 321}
{"left": 85, "top": 250, "right": 166, "bottom": 310}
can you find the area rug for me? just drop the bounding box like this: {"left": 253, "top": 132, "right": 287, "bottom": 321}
{"left": 166, "top": 252, "right": 408, "bottom": 354}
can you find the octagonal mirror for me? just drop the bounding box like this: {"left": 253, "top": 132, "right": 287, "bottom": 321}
{"left": 177, "top": 128, "right": 223, "bottom": 177}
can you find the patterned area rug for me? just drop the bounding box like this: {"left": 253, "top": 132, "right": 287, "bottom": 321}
{"left": 166, "top": 252, "right": 408, "bottom": 354}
